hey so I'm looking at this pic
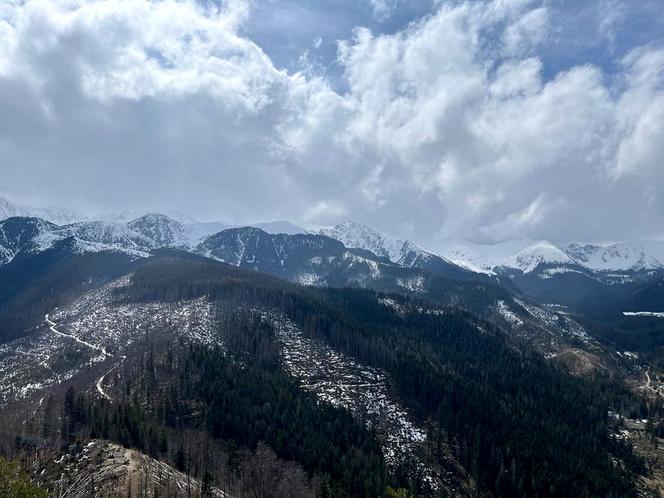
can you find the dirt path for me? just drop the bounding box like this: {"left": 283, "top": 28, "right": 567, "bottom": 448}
{"left": 45, "top": 314, "right": 116, "bottom": 401}
{"left": 45, "top": 314, "right": 110, "bottom": 357}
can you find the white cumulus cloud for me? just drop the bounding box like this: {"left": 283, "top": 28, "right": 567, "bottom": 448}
{"left": 0, "top": 0, "right": 663, "bottom": 245}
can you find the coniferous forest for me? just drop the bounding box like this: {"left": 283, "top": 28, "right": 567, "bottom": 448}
{"left": 1, "top": 253, "right": 661, "bottom": 497}
{"left": 95, "top": 256, "right": 649, "bottom": 496}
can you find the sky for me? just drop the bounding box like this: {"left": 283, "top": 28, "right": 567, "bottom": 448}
{"left": 1, "top": 0, "right": 663, "bottom": 247}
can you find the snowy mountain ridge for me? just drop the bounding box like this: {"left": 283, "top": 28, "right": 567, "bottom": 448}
{"left": 565, "top": 241, "right": 664, "bottom": 272}
{"left": 438, "top": 238, "right": 550, "bottom": 275}
{"left": 0, "top": 217, "right": 60, "bottom": 265}
{"left": 3, "top": 193, "right": 664, "bottom": 276}
{"left": 439, "top": 238, "right": 664, "bottom": 275}
{"left": 127, "top": 213, "right": 190, "bottom": 248}
{"left": 318, "top": 221, "right": 438, "bottom": 266}
{"left": 506, "top": 241, "right": 577, "bottom": 273}
{"left": 0, "top": 197, "right": 88, "bottom": 225}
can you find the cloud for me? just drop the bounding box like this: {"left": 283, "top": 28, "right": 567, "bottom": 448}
{"left": 612, "top": 48, "right": 664, "bottom": 177}
{"left": 0, "top": 0, "right": 663, "bottom": 245}
{"left": 502, "top": 6, "right": 548, "bottom": 56}
{"left": 598, "top": 0, "right": 625, "bottom": 49}
{"left": 333, "top": 1, "right": 664, "bottom": 243}
{"left": 0, "top": 0, "right": 342, "bottom": 223}
{"left": 303, "top": 200, "right": 349, "bottom": 225}
{"left": 368, "top": 0, "right": 398, "bottom": 21}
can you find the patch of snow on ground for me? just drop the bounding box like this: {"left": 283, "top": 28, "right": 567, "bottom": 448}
{"left": 516, "top": 299, "right": 589, "bottom": 342}
{"left": 259, "top": 310, "right": 440, "bottom": 490}
{"left": 617, "top": 351, "right": 639, "bottom": 360}
{"left": 495, "top": 300, "right": 523, "bottom": 327}
{"left": 294, "top": 272, "right": 323, "bottom": 286}
{"left": 623, "top": 312, "right": 664, "bottom": 318}
{"left": 0, "top": 276, "right": 221, "bottom": 407}
{"left": 538, "top": 266, "right": 587, "bottom": 279}
{"left": 378, "top": 297, "right": 407, "bottom": 317}
{"left": 396, "top": 275, "right": 425, "bottom": 293}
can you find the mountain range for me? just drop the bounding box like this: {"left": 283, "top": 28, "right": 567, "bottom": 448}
{"left": 2, "top": 198, "right": 664, "bottom": 496}
{"left": 3, "top": 194, "right": 664, "bottom": 318}
{"left": 3, "top": 196, "right": 664, "bottom": 277}
{"left": 439, "top": 238, "right": 664, "bottom": 275}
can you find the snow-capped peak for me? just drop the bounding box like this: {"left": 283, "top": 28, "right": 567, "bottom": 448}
{"left": 95, "top": 209, "right": 198, "bottom": 224}
{"left": 565, "top": 241, "right": 664, "bottom": 271}
{"left": 0, "top": 197, "right": 88, "bottom": 225}
{"left": 506, "top": 241, "right": 577, "bottom": 273}
{"left": 437, "top": 238, "right": 532, "bottom": 274}
{"left": 319, "top": 221, "right": 434, "bottom": 266}
{"left": 438, "top": 238, "right": 578, "bottom": 274}
{"left": 127, "top": 213, "right": 188, "bottom": 248}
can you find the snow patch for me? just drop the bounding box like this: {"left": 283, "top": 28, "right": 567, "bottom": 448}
{"left": 623, "top": 311, "right": 664, "bottom": 318}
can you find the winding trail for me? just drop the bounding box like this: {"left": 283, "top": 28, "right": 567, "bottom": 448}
{"left": 95, "top": 363, "right": 119, "bottom": 401}
{"left": 45, "top": 314, "right": 117, "bottom": 401}
{"left": 45, "top": 314, "right": 110, "bottom": 358}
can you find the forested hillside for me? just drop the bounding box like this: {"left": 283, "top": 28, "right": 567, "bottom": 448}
{"left": 0, "top": 253, "right": 658, "bottom": 497}
{"left": 109, "top": 255, "right": 648, "bottom": 497}
{"left": 0, "top": 240, "right": 137, "bottom": 343}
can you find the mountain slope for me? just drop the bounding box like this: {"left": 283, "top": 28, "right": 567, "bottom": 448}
{"left": 56, "top": 220, "right": 155, "bottom": 253}
{"left": 440, "top": 239, "right": 580, "bottom": 275}
{"left": 196, "top": 227, "right": 512, "bottom": 313}
{"left": 199, "top": 227, "right": 346, "bottom": 268}
{"left": 504, "top": 241, "right": 577, "bottom": 273}
{"left": 0, "top": 220, "right": 510, "bottom": 318}
{"left": 33, "top": 440, "right": 230, "bottom": 498}
{"left": 128, "top": 213, "right": 189, "bottom": 248}
{"left": 319, "top": 221, "right": 425, "bottom": 264}
{"left": 0, "top": 215, "right": 197, "bottom": 270}
{"left": 438, "top": 238, "right": 664, "bottom": 310}
{"left": 0, "top": 217, "right": 59, "bottom": 265}
{"left": 319, "top": 221, "right": 481, "bottom": 281}
{"left": 0, "top": 239, "right": 138, "bottom": 343}
{"left": 198, "top": 226, "right": 398, "bottom": 289}
{"left": 0, "top": 252, "right": 649, "bottom": 497}
{"left": 118, "top": 255, "right": 643, "bottom": 497}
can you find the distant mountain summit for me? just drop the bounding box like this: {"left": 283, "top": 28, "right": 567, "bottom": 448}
{"left": 318, "top": 221, "right": 477, "bottom": 281}
{"left": 128, "top": 213, "right": 189, "bottom": 248}
{"left": 440, "top": 238, "right": 664, "bottom": 275}
{"left": 94, "top": 209, "right": 199, "bottom": 225}
{"left": 506, "top": 241, "right": 578, "bottom": 273}
{"left": 0, "top": 197, "right": 87, "bottom": 225}
{"left": 319, "top": 221, "right": 430, "bottom": 265}
{"left": 439, "top": 239, "right": 568, "bottom": 275}
{"left": 198, "top": 227, "right": 347, "bottom": 275}
{"left": 57, "top": 220, "right": 155, "bottom": 252}
{"left": 565, "top": 241, "right": 664, "bottom": 271}
{"left": 4, "top": 196, "right": 664, "bottom": 307}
